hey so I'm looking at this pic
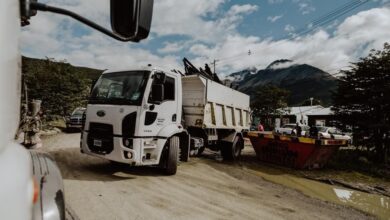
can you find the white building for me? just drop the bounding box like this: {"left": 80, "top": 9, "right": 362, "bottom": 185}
{"left": 274, "top": 105, "right": 324, "bottom": 127}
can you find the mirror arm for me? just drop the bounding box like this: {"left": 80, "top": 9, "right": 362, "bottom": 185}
{"left": 30, "top": 2, "right": 139, "bottom": 42}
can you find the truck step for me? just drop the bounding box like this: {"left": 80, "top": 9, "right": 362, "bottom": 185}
{"left": 143, "top": 144, "right": 157, "bottom": 149}
{"left": 142, "top": 159, "right": 159, "bottom": 165}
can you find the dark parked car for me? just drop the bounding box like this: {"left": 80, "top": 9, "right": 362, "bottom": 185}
{"left": 66, "top": 107, "right": 86, "bottom": 130}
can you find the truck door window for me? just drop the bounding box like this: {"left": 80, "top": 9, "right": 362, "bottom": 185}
{"left": 164, "top": 76, "right": 175, "bottom": 101}
{"left": 149, "top": 75, "right": 175, "bottom": 103}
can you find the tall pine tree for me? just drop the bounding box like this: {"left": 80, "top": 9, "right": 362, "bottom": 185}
{"left": 333, "top": 43, "right": 390, "bottom": 165}
{"left": 251, "top": 85, "right": 290, "bottom": 129}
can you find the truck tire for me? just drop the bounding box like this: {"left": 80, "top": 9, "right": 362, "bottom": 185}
{"left": 164, "top": 136, "right": 179, "bottom": 175}
{"left": 221, "top": 135, "right": 244, "bottom": 161}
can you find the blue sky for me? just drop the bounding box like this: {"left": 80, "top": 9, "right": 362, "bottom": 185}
{"left": 21, "top": 0, "right": 390, "bottom": 75}
{"left": 235, "top": 0, "right": 383, "bottom": 38}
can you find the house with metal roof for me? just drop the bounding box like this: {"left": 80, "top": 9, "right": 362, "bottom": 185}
{"left": 275, "top": 105, "right": 324, "bottom": 127}
{"left": 306, "top": 107, "right": 336, "bottom": 126}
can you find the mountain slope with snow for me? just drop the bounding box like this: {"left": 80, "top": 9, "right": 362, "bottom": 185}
{"left": 229, "top": 60, "right": 337, "bottom": 105}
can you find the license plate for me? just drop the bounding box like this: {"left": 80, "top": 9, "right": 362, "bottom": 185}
{"left": 93, "top": 139, "right": 102, "bottom": 147}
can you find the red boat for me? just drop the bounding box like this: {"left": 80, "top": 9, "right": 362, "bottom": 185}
{"left": 247, "top": 131, "right": 348, "bottom": 169}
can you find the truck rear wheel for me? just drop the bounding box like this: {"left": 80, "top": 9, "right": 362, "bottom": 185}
{"left": 221, "top": 135, "right": 243, "bottom": 161}
{"left": 163, "top": 136, "right": 179, "bottom": 175}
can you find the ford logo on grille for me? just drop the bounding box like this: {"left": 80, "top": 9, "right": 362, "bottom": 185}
{"left": 97, "top": 110, "right": 105, "bottom": 117}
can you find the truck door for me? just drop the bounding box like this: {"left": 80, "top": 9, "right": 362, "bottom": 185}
{"left": 139, "top": 72, "right": 178, "bottom": 137}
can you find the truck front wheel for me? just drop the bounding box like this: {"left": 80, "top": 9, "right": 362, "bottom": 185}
{"left": 162, "top": 136, "right": 179, "bottom": 175}
{"left": 221, "top": 135, "right": 244, "bottom": 161}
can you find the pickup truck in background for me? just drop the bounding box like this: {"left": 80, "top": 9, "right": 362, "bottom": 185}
{"left": 66, "top": 107, "right": 86, "bottom": 130}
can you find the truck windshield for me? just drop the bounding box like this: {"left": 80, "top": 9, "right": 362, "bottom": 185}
{"left": 89, "top": 71, "right": 150, "bottom": 105}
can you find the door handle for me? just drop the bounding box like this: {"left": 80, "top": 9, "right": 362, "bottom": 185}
{"left": 172, "top": 114, "right": 177, "bottom": 122}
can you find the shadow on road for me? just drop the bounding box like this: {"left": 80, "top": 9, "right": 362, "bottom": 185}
{"left": 201, "top": 147, "right": 291, "bottom": 176}
{"left": 62, "top": 128, "right": 82, "bottom": 134}
{"left": 47, "top": 148, "right": 166, "bottom": 181}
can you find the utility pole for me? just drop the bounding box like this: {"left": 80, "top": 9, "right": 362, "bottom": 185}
{"left": 211, "top": 59, "right": 219, "bottom": 74}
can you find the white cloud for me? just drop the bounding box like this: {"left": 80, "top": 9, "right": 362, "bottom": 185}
{"left": 152, "top": 1, "right": 258, "bottom": 43}
{"left": 158, "top": 42, "right": 186, "bottom": 54}
{"left": 293, "top": 0, "right": 315, "bottom": 15}
{"left": 22, "top": 15, "right": 181, "bottom": 70}
{"left": 21, "top": 0, "right": 258, "bottom": 70}
{"left": 284, "top": 24, "right": 295, "bottom": 32}
{"left": 268, "top": 60, "right": 300, "bottom": 70}
{"left": 268, "top": 0, "right": 284, "bottom": 4}
{"left": 186, "top": 7, "right": 390, "bottom": 75}
{"left": 267, "top": 15, "right": 283, "bottom": 23}
{"left": 20, "top": 0, "right": 390, "bottom": 79}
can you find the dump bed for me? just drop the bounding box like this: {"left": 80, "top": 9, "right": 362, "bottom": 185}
{"left": 182, "top": 75, "right": 250, "bottom": 130}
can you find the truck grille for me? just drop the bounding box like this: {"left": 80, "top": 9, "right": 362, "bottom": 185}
{"left": 87, "top": 122, "right": 114, "bottom": 154}
{"left": 70, "top": 118, "right": 81, "bottom": 123}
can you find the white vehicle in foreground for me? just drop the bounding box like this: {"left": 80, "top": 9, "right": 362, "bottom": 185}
{"left": 317, "top": 126, "right": 352, "bottom": 143}
{"left": 81, "top": 68, "right": 251, "bottom": 175}
{"left": 1, "top": 1, "right": 65, "bottom": 219}
{"left": 1, "top": 0, "right": 153, "bottom": 219}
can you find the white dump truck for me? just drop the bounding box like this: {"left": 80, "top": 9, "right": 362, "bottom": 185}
{"left": 81, "top": 65, "right": 251, "bottom": 175}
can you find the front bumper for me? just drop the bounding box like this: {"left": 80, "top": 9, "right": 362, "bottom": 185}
{"left": 80, "top": 131, "right": 165, "bottom": 166}
{"left": 66, "top": 123, "right": 82, "bottom": 128}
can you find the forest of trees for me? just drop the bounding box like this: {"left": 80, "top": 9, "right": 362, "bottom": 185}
{"left": 22, "top": 57, "right": 102, "bottom": 116}
{"left": 332, "top": 43, "right": 390, "bottom": 165}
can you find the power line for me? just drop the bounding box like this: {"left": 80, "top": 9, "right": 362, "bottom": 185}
{"left": 209, "top": 50, "right": 252, "bottom": 65}
{"left": 290, "top": 0, "right": 363, "bottom": 38}
{"left": 293, "top": 0, "right": 369, "bottom": 38}
{"left": 312, "top": 0, "right": 363, "bottom": 25}
{"left": 212, "top": 0, "right": 370, "bottom": 67}
{"left": 268, "top": 0, "right": 369, "bottom": 52}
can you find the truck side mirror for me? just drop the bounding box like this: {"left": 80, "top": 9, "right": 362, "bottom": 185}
{"left": 26, "top": 0, "right": 153, "bottom": 42}
{"left": 154, "top": 72, "right": 166, "bottom": 84}
{"left": 111, "top": 0, "right": 154, "bottom": 41}
{"left": 151, "top": 84, "right": 164, "bottom": 104}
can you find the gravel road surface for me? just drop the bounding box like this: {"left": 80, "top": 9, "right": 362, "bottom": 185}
{"left": 41, "top": 132, "right": 373, "bottom": 220}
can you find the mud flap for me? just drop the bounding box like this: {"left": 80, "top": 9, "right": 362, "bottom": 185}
{"left": 179, "top": 132, "right": 190, "bottom": 162}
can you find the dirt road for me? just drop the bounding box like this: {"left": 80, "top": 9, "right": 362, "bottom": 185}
{"left": 41, "top": 132, "right": 373, "bottom": 220}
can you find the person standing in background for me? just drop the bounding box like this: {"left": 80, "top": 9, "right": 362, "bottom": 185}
{"left": 258, "top": 122, "right": 264, "bottom": 131}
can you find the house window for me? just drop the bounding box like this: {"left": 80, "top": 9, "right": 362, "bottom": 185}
{"left": 282, "top": 118, "right": 290, "bottom": 125}
{"left": 315, "top": 120, "right": 326, "bottom": 126}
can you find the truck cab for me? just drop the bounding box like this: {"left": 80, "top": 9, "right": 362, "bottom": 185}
{"left": 81, "top": 67, "right": 185, "bottom": 174}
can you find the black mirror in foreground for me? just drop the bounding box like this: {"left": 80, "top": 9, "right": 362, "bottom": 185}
{"left": 23, "top": 0, "right": 154, "bottom": 42}
{"left": 111, "top": 0, "right": 154, "bottom": 42}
